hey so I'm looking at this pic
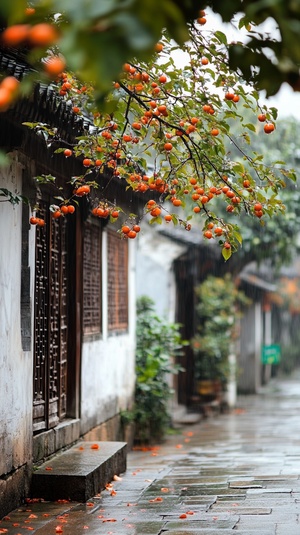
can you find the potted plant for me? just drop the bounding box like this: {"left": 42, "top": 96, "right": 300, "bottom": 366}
{"left": 192, "top": 274, "right": 250, "bottom": 398}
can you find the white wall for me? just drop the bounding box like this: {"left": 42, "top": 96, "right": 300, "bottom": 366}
{"left": 0, "top": 155, "right": 33, "bottom": 477}
{"left": 238, "top": 301, "right": 263, "bottom": 393}
{"left": 80, "top": 231, "right": 136, "bottom": 435}
{"left": 136, "top": 225, "right": 187, "bottom": 322}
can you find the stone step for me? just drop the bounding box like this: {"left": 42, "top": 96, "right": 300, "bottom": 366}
{"left": 31, "top": 441, "right": 127, "bottom": 503}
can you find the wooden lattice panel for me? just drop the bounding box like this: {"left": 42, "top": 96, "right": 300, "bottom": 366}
{"left": 83, "top": 222, "right": 102, "bottom": 334}
{"left": 33, "top": 203, "right": 68, "bottom": 432}
{"left": 59, "top": 222, "right": 68, "bottom": 417}
{"left": 107, "top": 230, "right": 128, "bottom": 331}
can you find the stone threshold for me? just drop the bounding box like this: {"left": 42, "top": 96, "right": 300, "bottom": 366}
{"left": 31, "top": 441, "right": 127, "bottom": 502}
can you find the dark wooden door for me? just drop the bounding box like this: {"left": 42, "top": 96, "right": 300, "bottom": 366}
{"left": 33, "top": 201, "right": 70, "bottom": 432}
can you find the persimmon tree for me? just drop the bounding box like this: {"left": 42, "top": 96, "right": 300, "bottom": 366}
{"left": 221, "top": 115, "right": 300, "bottom": 269}
{"left": 0, "top": 2, "right": 298, "bottom": 259}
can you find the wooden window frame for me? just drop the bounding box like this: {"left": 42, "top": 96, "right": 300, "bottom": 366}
{"left": 82, "top": 220, "right": 102, "bottom": 335}
{"left": 107, "top": 229, "right": 129, "bottom": 333}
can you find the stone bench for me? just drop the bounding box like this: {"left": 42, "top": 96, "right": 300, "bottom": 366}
{"left": 31, "top": 441, "right": 127, "bottom": 502}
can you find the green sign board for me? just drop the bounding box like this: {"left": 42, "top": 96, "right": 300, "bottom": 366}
{"left": 261, "top": 344, "right": 281, "bottom": 365}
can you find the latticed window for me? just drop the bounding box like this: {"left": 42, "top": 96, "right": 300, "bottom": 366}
{"left": 83, "top": 222, "right": 102, "bottom": 334}
{"left": 107, "top": 229, "right": 129, "bottom": 332}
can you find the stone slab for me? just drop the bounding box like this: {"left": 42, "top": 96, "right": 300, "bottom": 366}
{"left": 31, "top": 441, "right": 127, "bottom": 502}
{"left": 211, "top": 505, "right": 272, "bottom": 515}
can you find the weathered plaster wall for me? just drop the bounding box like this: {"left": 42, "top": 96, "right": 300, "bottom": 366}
{"left": 0, "top": 161, "right": 138, "bottom": 513}
{"left": 238, "top": 301, "right": 263, "bottom": 394}
{"left": 80, "top": 232, "right": 136, "bottom": 436}
{"left": 0, "top": 156, "right": 33, "bottom": 514}
{"left": 136, "top": 226, "right": 187, "bottom": 322}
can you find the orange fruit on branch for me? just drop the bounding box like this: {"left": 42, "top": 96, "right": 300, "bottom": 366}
{"left": 1, "top": 76, "right": 19, "bottom": 94}
{"left": 204, "top": 230, "right": 213, "bottom": 239}
{"left": 28, "top": 23, "right": 59, "bottom": 47}
{"left": 111, "top": 210, "right": 119, "bottom": 218}
{"left": 0, "top": 86, "right": 13, "bottom": 111}
{"left": 150, "top": 207, "right": 161, "bottom": 217}
{"left": 264, "top": 123, "right": 275, "bottom": 134}
{"left": 52, "top": 210, "right": 62, "bottom": 219}
{"left": 127, "top": 230, "right": 137, "bottom": 239}
{"left": 44, "top": 56, "right": 66, "bottom": 77}
{"left": 159, "top": 74, "right": 167, "bottom": 84}
{"left": 1, "top": 24, "right": 30, "bottom": 46}
{"left": 154, "top": 42, "right": 164, "bottom": 52}
{"left": 25, "top": 7, "right": 36, "bottom": 15}
{"left": 75, "top": 185, "right": 90, "bottom": 196}
{"left": 164, "top": 142, "right": 173, "bottom": 151}
{"left": 258, "top": 113, "right": 266, "bottom": 122}
{"left": 214, "top": 227, "right": 223, "bottom": 236}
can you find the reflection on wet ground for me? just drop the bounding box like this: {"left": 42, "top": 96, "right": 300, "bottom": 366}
{"left": 1, "top": 372, "right": 300, "bottom": 534}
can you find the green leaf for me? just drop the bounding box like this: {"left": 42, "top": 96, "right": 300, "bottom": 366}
{"left": 269, "top": 107, "right": 278, "bottom": 120}
{"left": 149, "top": 216, "right": 162, "bottom": 224}
{"left": 232, "top": 162, "right": 245, "bottom": 174}
{"left": 0, "top": 151, "right": 10, "bottom": 167}
{"left": 53, "top": 0, "right": 132, "bottom": 22}
{"left": 232, "top": 229, "right": 243, "bottom": 245}
{"left": 22, "top": 122, "right": 40, "bottom": 129}
{"left": 222, "top": 246, "right": 232, "bottom": 261}
{"left": 214, "top": 31, "right": 228, "bottom": 45}
{"left": 34, "top": 174, "right": 56, "bottom": 184}
{"left": 287, "top": 171, "right": 297, "bottom": 183}
{"left": 0, "top": 188, "right": 28, "bottom": 205}
{"left": 0, "top": 0, "right": 26, "bottom": 22}
{"left": 244, "top": 123, "right": 257, "bottom": 132}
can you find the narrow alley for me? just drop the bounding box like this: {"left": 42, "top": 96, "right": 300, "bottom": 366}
{"left": 2, "top": 373, "right": 300, "bottom": 535}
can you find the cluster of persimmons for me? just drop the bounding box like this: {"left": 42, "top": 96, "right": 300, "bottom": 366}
{"left": 0, "top": 7, "right": 285, "bottom": 258}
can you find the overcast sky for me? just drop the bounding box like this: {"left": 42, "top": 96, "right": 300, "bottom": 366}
{"left": 202, "top": 10, "right": 300, "bottom": 121}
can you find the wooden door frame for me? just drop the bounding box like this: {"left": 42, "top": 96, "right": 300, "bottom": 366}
{"left": 32, "top": 196, "right": 82, "bottom": 431}
{"left": 66, "top": 211, "right": 82, "bottom": 420}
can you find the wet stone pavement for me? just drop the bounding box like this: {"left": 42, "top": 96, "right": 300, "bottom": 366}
{"left": 2, "top": 373, "right": 300, "bottom": 534}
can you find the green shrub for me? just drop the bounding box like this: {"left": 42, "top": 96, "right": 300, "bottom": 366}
{"left": 193, "top": 274, "right": 250, "bottom": 385}
{"left": 122, "top": 296, "right": 187, "bottom": 444}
